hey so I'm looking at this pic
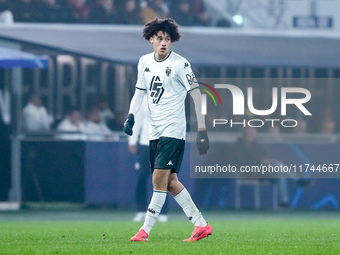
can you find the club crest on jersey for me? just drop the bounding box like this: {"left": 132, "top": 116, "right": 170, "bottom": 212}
{"left": 165, "top": 67, "right": 172, "bottom": 77}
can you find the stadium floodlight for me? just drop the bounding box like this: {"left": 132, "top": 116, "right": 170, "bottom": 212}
{"left": 232, "top": 15, "right": 244, "bottom": 25}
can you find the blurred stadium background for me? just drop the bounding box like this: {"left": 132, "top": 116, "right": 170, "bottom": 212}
{"left": 0, "top": 0, "right": 340, "bottom": 216}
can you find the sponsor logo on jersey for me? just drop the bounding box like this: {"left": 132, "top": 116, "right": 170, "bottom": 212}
{"left": 144, "top": 67, "right": 150, "bottom": 72}
{"left": 165, "top": 67, "right": 171, "bottom": 77}
{"left": 186, "top": 72, "right": 198, "bottom": 85}
{"left": 184, "top": 62, "right": 189, "bottom": 68}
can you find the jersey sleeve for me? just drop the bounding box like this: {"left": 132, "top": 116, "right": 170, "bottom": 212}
{"left": 176, "top": 59, "right": 199, "bottom": 92}
{"left": 136, "top": 57, "right": 146, "bottom": 91}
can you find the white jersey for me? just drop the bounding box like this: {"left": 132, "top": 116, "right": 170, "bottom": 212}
{"left": 136, "top": 51, "right": 198, "bottom": 140}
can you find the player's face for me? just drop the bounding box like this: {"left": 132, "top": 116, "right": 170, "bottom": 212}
{"left": 149, "top": 31, "right": 171, "bottom": 60}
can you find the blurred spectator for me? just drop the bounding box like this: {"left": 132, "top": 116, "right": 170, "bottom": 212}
{"left": 23, "top": 93, "right": 51, "bottom": 132}
{"left": 95, "top": 96, "right": 115, "bottom": 129}
{"left": 36, "top": 0, "right": 73, "bottom": 23}
{"left": 320, "top": 106, "right": 336, "bottom": 134}
{"left": 68, "top": 0, "right": 91, "bottom": 23}
{"left": 232, "top": 126, "right": 309, "bottom": 208}
{"left": 90, "top": 0, "right": 118, "bottom": 24}
{"left": 234, "top": 126, "right": 290, "bottom": 202}
{"left": 118, "top": 0, "right": 142, "bottom": 25}
{"left": 293, "top": 119, "right": 308, "bottom": 134}
{"left": 111, "top": 111, "right": 126, "bottom": 131}
{"left": 57, "top": 106, "right": 86, "bottom": 140}
{"left": 190, "top": 0, "right": 210, "bottom": 26}
{"left": 267, "top": 125, "right": 281, "bottom": 134}
{"left": 0, "top": 11, "right": 13, "bottom": 24}
{"left": 1, "top": 0, "right": 217, "bottom": 26}
{"left": 11, "top": 0, "right": 39, "bottom": 22}
{"left": 139, "top": 0, "right": 158, "bottom": 23}
{"left": 0, "top": 0, "right": 13, "bottom": 24}
{"left": 170, "top": 0, "right": 194, "bottom": 26}
{"left": 84, "top": 107, "right": 113, "bottom": 140}
{"left": 149, "top": 0, "right": 169, "bottom": 19}
{"left": 322, "top": 120, "right": 336, "bottom": 134}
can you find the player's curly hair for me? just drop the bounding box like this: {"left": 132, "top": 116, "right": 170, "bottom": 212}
{"left": 143, "top": 18, "right": 181, "bottom": 43}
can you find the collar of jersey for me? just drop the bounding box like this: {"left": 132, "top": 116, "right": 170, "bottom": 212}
{"left": 154, "top": 51, "right": 172, "bottom": 62}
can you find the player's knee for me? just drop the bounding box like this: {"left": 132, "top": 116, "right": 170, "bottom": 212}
{"left": 152, "top": 177, "right": 167, "bottom": 190}
{"left": 167, "top": 178, "right": 178, "bottom": 192}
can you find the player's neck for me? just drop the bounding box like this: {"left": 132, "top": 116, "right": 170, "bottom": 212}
{"left": 154, "top": 50, "right": 171, "bottom": 61}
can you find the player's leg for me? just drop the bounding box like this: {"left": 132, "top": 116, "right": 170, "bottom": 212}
{"left": 131, "top": 169, "right": 170, "bottom": 241}
{"left": 152, "top": 169, "right": 170, "bottom": 222}
{"left": 131, "top": 138, "right": 171, "bottom": 241}
{"left": 166, "top": 137, "right": 213, "bottom": 241}
{"left": 168, "top": 174, "right": 213, "bottom": 241}
{"left": 141, "top": 169, "right": 170, "bottom": 228}
{"left": 165, "top": 139, "right": 205, "bottom": 226}
{"left": 158, "top": 201, "right": 169, "bottom": 222}
{"left": 168, "top": 173, "right": 209, "bottom": 225}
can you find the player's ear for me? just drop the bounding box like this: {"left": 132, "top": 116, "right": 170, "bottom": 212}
{"left": 149, "top": 37, "right": 154, "bottom": 44}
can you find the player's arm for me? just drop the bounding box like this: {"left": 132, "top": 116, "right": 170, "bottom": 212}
{"left": 123, "top": 88, "right": 145, "bottom": 136}
{"left": 189, "top": 86, "right": 209, "bottom": 155}
{"left": 127, "top": 106, "right": 141, "bottom": 154}
{"left": 123, "top": 57, "right": 146, "bottom": 136}
{"left": 180, "top": 60, "right": 209, "bottom": 155}
{"left": 127, "top": 95, "right": 145, "bottom": 152}
{"left": 189, "top": 87, "right": 205, "bottom": 131}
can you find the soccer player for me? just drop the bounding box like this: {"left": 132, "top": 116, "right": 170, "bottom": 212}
{"left": 123, "top": 18, "right": 212, "bottom": 242}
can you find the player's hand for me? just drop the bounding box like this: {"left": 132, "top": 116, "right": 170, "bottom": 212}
{"left": 196, "top": 130, "right": 209, "bottom": 155}
{"left": 123, "top": 113, "right": 135, "bottom": 136}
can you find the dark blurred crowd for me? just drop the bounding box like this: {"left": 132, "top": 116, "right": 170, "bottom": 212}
{"left": 0, "top": 0, "right": 212, "bottom": 26}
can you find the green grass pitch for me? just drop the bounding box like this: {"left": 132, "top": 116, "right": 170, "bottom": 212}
{"left": 1, "top": 216, "right": 340, "bottom": 255}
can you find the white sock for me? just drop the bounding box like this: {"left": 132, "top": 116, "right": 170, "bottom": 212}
{"left": 173, "top": 187, "right": 207, "bottom": 227}
{"left": 141, "top": 190, "right": 167, "bottom": 234}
